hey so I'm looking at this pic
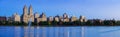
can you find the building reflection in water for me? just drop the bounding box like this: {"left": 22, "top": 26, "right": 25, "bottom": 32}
{"left": 14, "top": 27, "right": 82, "bottom": 37}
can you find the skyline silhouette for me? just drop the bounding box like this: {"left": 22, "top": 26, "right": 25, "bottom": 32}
{"left": 0, "top": 0, "right": 120, "bottom": 20}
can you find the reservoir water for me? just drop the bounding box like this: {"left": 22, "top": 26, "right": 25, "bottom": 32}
{"left": 0, "top": 26, "right": 120, "bottom": 37}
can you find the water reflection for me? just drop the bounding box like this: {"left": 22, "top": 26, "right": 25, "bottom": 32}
{"left": 14, "top": 26, "right": 82, "bottom": 37}
{"left": 1, "top": 26, "right": 120, "bottom": 37}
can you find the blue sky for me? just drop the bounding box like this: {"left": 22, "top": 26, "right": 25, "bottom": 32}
{"left": 0, "top": 0, "right": 120, "bottom": 20}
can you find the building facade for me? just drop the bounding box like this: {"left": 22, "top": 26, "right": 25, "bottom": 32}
{"left": 36, "top": 13, "right": 47, "bottom": 23}
{"left": 48, "top": 16, "right": 53, "bottom": 22}
{"left": 21, "top": 5, "right": 34, "bottom": 23}
{"left": 34, "top": 12, "right": 39, "bottom": 18}
{"left": 54, "top": 15, "right": 60, "bottom": 22}
{"left": 0, "top": 16, "right": 6, "bottom": 21}
{"left": 70, "top": 16, "right": 77, "bottom": 22}
{"left": 63, "top": 13, "right": 69, "bottom": 22}
{"left": 13, "top": 13, "right": 20, "bottom": 22}
{"left": 79, "top": 16, "right": 87, "bottom": 22}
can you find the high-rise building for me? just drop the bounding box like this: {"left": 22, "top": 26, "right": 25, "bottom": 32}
{"left": 54, "top": 15, "right": 59, "bottom": 22}
{"left": 13, "top": 13, "right": 20, "bottom": 22}
{"left": 48, "top": 16, "right": 53, "bottom": 21}
{"left": 40, "top": 13, "right": 47, "bottom": 21}
{"left": 63, "top": 13, "right": 68, "bottom": 19}
{"left": 79, "top": 16, "right": 87, "bottom": 22}
{"left": 70, "top": 16, "right": 77, "bottom": 22}
{"left": 34, "top": 12, "right": 39, "bottom": 22}
{"left": 22, "top": 5, "right": 34, "bottom": 23}
{"left": 63, "top": 13, "right": 69, "bottom": 22}
{"left": 29, "top": 5, "right": 33, "bottom": 16}
{"left": 34, "top": 12, "right": 39, "bottom": 18}
{"left": 22, "top": 5, "right": 28, "bottom": 23}
{"left": 23, "top": 5, "right": 28, "bottom": 15}
{"left": 28, "top": 5, "right": 34, "bottom": 22}
{"left": 36, "top": 12, "right": 47, "bottom": 23}
{"left": 7, "top": 17, "right": 13, "bottom": 22}
{"left": 59, "top": 16, "right": 63, "bottom": 21}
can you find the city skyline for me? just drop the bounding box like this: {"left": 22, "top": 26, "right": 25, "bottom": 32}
{"left": 0, "top": 3, "right": 118, "bottom": 26}
{"left": 11, "top": 5, "right": 87, "bottom": 23}
{"left": 1, "top": 0, "right": 120, "bottom": 20}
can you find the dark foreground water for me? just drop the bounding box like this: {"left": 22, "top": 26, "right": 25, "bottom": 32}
{"left": 0, "top": 26, "right": 120, "bottom": 37}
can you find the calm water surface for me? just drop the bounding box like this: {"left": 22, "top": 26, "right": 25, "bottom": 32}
{"left": 0, "top": 26, "right": 120, "bottom": 37}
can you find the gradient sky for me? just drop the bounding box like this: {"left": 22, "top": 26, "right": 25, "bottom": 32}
{"left": 0, "top": 0, "right": 120, "bottom": 20}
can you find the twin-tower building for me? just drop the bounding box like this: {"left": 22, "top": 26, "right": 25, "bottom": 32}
{"left": 13, "top": 5, "right": 47, "bottom": 23}
{"left": 21, "top": 5, "right": 48, "bottom": 23}
{"left": 21, "top": 5, "right": 34, "bottom": 23}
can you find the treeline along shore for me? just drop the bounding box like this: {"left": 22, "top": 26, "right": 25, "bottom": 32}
{"left": 0, "top": 19, "right": 120, "bottom": 26}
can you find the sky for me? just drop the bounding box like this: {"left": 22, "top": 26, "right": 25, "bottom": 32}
{"left": 0, "top": 0, "right": 120, "bottom": 20}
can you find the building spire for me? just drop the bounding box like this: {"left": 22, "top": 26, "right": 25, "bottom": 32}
{"left": 23, "top": 4, "right": 28, "bottom": 15}
{"left": 29, "top": 4, "right": 33, "bottom": 15}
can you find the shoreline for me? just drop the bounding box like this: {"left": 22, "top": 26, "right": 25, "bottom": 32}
{"left": 0, "top": 25, "right": 119, "bottom": 27}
